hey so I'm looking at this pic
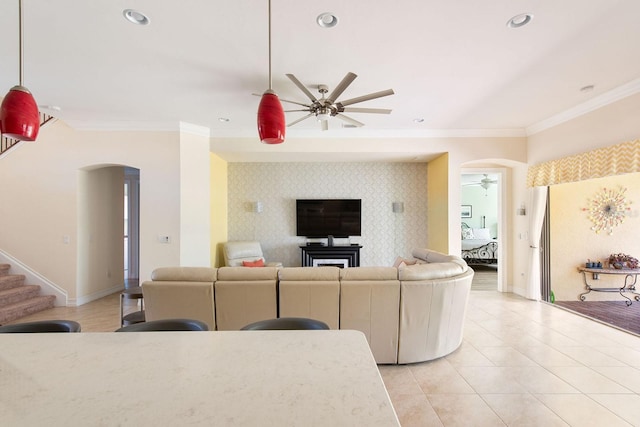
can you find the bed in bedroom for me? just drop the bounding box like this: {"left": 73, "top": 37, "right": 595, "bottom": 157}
{"left": 461, "top": 222, "right": 498, "bottom": 265}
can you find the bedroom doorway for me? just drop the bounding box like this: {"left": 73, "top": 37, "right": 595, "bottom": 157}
{"left": 461, "top": 169, "right": 505, "bottom": 291}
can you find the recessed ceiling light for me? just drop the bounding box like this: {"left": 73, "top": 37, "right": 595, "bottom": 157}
{"left": 413, "top": 118, "right": 424, "bottom": 123}
{"left": 218, "top": 117, "right": 230, "bottom": 122}
{"left": 123, "top": 9, "right": 150, "bottom": 26}
{"left": 580, "top": 85, "right": 595, "bottom": 93}
{"left": 39, "top": 104, "right": 62, "bottom": 112}
{"left": 506, "top": 13, "right": 533, "bottom": 28}
{"left": 317, "top": 13, "right": 339, "bottom": 28}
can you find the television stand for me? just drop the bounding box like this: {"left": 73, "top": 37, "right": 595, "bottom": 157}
{"left": 300, "top": 245, "right": 362, "bottom": 268}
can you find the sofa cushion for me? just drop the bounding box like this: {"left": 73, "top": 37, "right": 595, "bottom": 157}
{"left": 217, "top": 266, "right": 278, "bottom": 281}
{"left": 278, "top": 266, "right": 340, "bottom": 281}
{"left": 340, "top": 266, "right": 398, "bottom": 281}
{"left": 142, "top": 281, "right": 215, "bottom": 330}
{"left": 151, "top": 267, "right": 217, "bottom": 282}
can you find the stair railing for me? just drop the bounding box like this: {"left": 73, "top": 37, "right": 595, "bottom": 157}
{"left": 0, "top": 111, "right": 56, "bottom": 158}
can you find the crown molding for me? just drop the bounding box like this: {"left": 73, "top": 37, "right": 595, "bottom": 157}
{"left": 64, "top": 120, "right": 180, "bottom": 132}
{"left": 61, "top": 118, "right": 527, "bottom": 139}
{"left": 526, "top": 77, "right": 640, "bottom": 136}
{"left": 208, "top": 127, "right": 527, "bottom": 139}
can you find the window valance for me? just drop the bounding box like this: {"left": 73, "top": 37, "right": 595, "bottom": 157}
{"left": 527, "top": 139, "right": 640, "bottom": 187}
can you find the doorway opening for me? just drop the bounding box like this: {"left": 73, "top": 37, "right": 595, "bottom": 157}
{"left": 124, "top": 167, "right": 140, "bottom": 288}
{"left": 461, "top": 168, "right": 506, "bottom": 291}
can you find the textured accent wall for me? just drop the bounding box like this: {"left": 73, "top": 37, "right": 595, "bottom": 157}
{"left": 228, "top": 162, "right": 428, "bottom": 267}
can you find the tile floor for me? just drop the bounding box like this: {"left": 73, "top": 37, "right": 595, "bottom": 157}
{"left": 8, "top": 289, "right": 640, "bottom": 426}
{"left": 380, "top": 291, "right": 640, "bottom": 426}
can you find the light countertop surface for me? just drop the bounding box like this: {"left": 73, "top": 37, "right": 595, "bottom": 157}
{"left": 0, "top": 330, "right": 399, "bottom": 426}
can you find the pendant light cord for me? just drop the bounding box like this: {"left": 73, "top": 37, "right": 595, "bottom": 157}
{"left": 19, "top": 0, "right": 24, "bottom": 86}
{"left": 268, "top": 0, "right": 272, "bottom": 90}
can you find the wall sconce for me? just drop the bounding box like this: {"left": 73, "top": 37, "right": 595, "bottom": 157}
{"left": 252, "top": 201, "right": 263, "bottom": 213}
{"left": 517, "top": 204, "right": 526, "bottom": 216}
{"left": 392, "top": 202, "right": 404, "bottom": 213}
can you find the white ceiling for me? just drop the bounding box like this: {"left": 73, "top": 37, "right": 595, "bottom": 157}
{"left": 1, "top": 0, "right": 640, "bottom": 162}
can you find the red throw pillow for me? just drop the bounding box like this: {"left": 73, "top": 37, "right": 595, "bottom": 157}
{"left": 242, "top": 259, "right": 265, "bottom": 267}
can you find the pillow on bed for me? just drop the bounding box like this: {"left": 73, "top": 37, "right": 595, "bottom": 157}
{"left": 472, "top": 228, "right": 491, "bottom": 240}
{"left": 461, "top": 228, "right": 474, "bottom": 240}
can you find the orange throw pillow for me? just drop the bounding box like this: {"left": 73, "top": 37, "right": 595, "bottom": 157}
{"left": 242, "top": 259, "right": 265, "bottom": 267}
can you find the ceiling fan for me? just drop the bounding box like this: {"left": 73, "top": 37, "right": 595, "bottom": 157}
{"left": 463, "top": 174, "right": 498, "bottom": 195}
{"left": 281, "top": 72, "right": 394, "bottom": 131}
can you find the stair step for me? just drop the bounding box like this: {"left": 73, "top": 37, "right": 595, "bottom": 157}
{"left": 0, "top": 295, "right": 56, "bottom": 325}
{"left": 0, "top": 264, "right": 9, "bottom": 276}
{"left": 0, "top": 285, "right": 41, "bottom": 306}
{"left": 0, "top": 274, "right": 26, "bottom": 291}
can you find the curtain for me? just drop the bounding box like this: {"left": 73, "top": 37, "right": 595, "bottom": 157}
{"left": 525, "top": 186, "right": 548, "bottom": 300}
{"left": 527, "top": 139, "right": 640, "bottom": 187}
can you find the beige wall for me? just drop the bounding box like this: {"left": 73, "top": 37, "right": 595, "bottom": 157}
{"left": 427, "top": 154, "right": 449, "bottom": 253}
{"left": 179, "top": 130, "right": 211, "bottom": 266}
{"left": 210, "top": 153, "right": 228, "bottom": 267}
{"left": 528, "top": 93, "right": 640, "bottom": 300}
{"left": 528, "top": 92, "right": 640, "bottom": 164}
{"left": 77, "top": 166, "right": 124, "bottom": 304}
{"left": 550, "top": 172, "right": 640, "bottom": 301}
{"left": 0, "top": 121, "right": 205, "bottom": 304}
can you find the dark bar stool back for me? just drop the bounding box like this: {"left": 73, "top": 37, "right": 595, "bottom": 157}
{"left": 115, "top": 318, "right": 209, "bottom": 332}
{"left": 0, "top": 320, "right": 81, "bottom": 333}
{"left": 241, "top": 317, "right": 330, "bottom": 330}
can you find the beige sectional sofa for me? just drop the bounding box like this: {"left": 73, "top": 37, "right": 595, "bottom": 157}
{"left": 141, "top": 248, "right": 474, "bottom": 364}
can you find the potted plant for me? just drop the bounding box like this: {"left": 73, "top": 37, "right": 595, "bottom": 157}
{"left": 608, "top": 253, "right": 639, "bottom": 269}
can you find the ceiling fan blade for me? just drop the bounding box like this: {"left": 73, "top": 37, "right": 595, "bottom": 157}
{"left": 341, "top": 107, "right": 392, "bottom": 114}
{"left": 254, "top": 92, "right": 309, "bottom": 108}
{"left": 287, "top": 113, "right": 314, "bottom": 127}
{"left": 286, "top": 74, "right": 318, "bottom": 103}
{"left": 334, "top": 113, "right": 364, "bottom": 127}
{"left": 280, "top": 98, "right": 311, "bottom": 107}
{"left": 284, "top": 109, "right": 311, "bottom": 112}
{"left": 321, "top": 120, "right": 329, "bottom": 131}
{"left": 337, "top": 89, "right": 395, "bottom": 107}
{"left": 326, "top": 72, "right": 357, "bottom": 105}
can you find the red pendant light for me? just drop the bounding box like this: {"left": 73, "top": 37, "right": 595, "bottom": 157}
{"left": 257, "top": 0, "right": 285, "bottom": 144}
{"left": 0, "top": 0, "right": 40, "bottom": 142}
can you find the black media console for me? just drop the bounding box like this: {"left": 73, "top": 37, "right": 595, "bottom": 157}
{"left": 300, "top": 244, "right": 362, "bottom": 268}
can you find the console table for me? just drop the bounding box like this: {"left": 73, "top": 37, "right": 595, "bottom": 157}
{"left": 300, "top": 244, "right": 362, "bottom": 267}
{"left": 577, "top": 267, "right": 640, "bottom": 306}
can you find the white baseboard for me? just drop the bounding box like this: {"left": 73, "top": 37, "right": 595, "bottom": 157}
{"left": 0, "top": 249, "right": 68, "bottom": 306}
{"left": 70, "top": 284, "right": 124, "bottom": 307}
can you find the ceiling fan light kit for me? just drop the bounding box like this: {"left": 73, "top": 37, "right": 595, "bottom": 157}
{"left": 257, "top": 0, "right": 285, "bottom": 144}
{"left": 0, "top": 0, "right": 40, "bottom": 142}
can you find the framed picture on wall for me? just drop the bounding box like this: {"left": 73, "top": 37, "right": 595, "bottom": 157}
{"left": 461, "top": 205, "right": 472, "bottom": 218}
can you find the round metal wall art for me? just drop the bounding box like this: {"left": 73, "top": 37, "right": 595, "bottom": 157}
{"left": 582, "top": 187, "right": 632, "bottom": 235}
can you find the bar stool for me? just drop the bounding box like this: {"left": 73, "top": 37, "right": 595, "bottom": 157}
{"left": 120, "top": 286, "right": 145, "bottom": 327}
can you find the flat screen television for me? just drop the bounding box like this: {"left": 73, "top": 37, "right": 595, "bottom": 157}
{"left": 296, "top": 199, "right": 361, "bottom": 238}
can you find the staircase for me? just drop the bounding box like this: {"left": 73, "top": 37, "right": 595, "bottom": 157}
{"left": 0, "top": 263, "right": 56, "bottom": 324}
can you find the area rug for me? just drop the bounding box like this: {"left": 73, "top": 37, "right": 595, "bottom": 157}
{"left": 554, "top": 300, "right": 640, "bottom": 336}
